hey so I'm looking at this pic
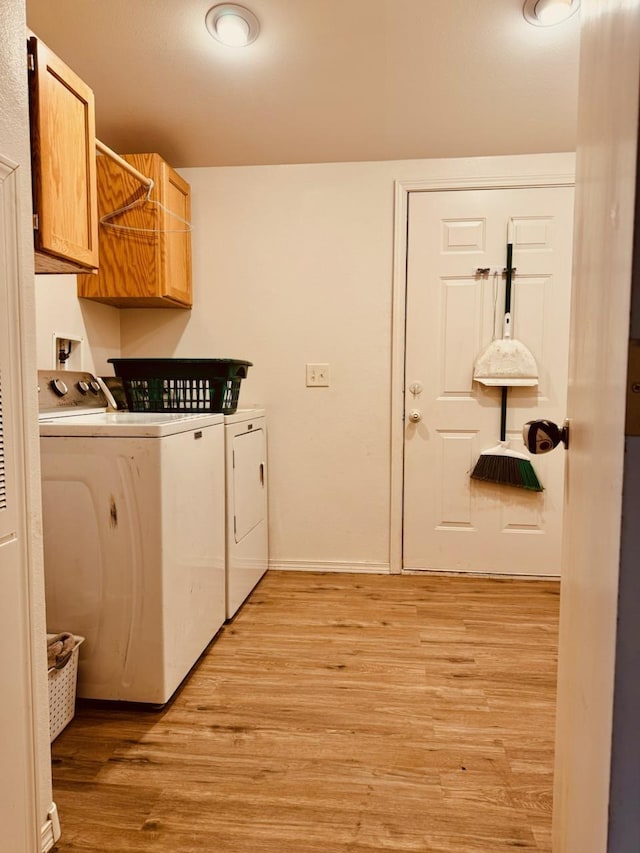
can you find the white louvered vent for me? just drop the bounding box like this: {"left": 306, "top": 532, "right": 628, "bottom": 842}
{"left": 0, "top": 369, "right": 6, "bottom": 513}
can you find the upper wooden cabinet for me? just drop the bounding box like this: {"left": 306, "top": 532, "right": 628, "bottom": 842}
{"left": 77, "top": 153, "right": 192, "bottom": 308}
{"left": 28, "top": 36, "right": 99, "bottom": 273}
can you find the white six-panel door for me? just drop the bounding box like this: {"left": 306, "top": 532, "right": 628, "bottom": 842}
{"left": 403, "top": 186, "right": 574, "bottom": 575}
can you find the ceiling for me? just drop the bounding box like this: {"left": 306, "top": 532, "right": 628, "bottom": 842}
{"left": 25, "top": 0, "right": 581, "bottom": 169}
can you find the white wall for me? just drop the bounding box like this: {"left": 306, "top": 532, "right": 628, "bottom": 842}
{"left": 118, "top": 152, "right": 575, "bottom": 572}
{"left": 35, "top": 275, "right": 121, "bottom": 373}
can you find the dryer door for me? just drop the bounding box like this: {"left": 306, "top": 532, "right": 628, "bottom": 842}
{"left": 233, "top": 427, "right": 266, "bottom": 543}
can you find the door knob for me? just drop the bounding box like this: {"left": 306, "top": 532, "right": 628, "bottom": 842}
{"left": 408, "top": 409, "right": 422, "bottom": 423}
{"left": 523, "top": 419, "right": 569, "bottom": 454}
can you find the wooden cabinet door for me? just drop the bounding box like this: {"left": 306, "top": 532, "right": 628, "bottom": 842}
{"left": 162, "top": 162, "right": 192, "bottom": 306}
{"left": 28, "top": 36, "right": 98, "bottom": 272}
{"left": 77, "top": 153, "right": 192, "bottom": 307}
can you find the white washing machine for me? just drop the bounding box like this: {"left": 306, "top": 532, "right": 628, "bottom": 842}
{"left": 224, "top": 409, "right": 268, "bottom": 619}
{"left": 38, "top": 371, "right": 226, "bottom": 704}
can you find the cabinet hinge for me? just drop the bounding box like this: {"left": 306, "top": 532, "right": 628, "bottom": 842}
{"left": 27, "top": 53, "right": 35, "bottom": 72}
{"left": 33, "top": 213, "right": 39, "bottom": 231}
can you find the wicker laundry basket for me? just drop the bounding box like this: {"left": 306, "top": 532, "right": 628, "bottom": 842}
{"left": 47, "top": 634, "right": 84, "bottom": 742}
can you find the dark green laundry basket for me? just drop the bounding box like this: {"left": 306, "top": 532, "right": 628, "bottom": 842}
{"left": 108, "top": 358, "right": 252, "bottom": 414}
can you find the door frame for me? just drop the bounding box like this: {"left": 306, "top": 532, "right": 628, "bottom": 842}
{"left": 0, "top": 154, "right": 52, "bottom": 850}
{"left": 389, "top": 167, "right": 575, "bottom": 574}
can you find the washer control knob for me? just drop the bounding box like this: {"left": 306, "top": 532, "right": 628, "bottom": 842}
{"left": 51, "top": 378, "right": 68, "bottom": 397}
{"left": 88, "top": 380, "right": 101, "bottom": 395}
{"left": 77, "top": 380, "right": 89, "bottom": 394}
{"left": 408, "top": 409, "right": 422, "bottom": 423}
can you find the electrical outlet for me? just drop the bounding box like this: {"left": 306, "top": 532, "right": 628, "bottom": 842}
{"left": 306, "top": 363, "right": 329, "bottom": 387}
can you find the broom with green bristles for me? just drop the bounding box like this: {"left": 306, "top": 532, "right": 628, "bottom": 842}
{"left": 470, "top": 238, "right": 543, "bottom": 492}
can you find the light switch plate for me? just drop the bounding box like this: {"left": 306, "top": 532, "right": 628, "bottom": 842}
{"left": 306, "top": 363, "right": 329, "bottom": 387}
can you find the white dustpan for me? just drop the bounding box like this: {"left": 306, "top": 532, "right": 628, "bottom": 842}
{"left": 473, "top": 313, "right": 538, "bottom": 387}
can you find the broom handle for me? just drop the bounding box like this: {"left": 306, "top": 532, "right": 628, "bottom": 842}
{"left": 500, "top": 386, "right": 508, "bottom": 442}
{"left": 500, "top": 240, "right": 514, "bottom": 442}
{"left": 505, "top": 242, "right": 513, "bottom": 313}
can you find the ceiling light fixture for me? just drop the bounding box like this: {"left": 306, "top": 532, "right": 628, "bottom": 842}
{"left": 523, "top": 0, "right": 580, "bottom": 26}
{"left": 205, "top": 4, "right": 260, "bottom": 47}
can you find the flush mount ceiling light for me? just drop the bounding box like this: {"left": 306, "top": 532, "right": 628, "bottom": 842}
{"left": 523, "top": 0, "right": 580, "bottom": 26}
{"left": 205, "top": 4, "right": 260, "bottom": 46}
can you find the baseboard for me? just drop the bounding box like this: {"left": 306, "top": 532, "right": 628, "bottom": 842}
{"left": 266, "top": 561, "right": 557, "bottom": 580}
{"left": 401, "top": 568, "right": 560, "bottom": 581}
{"left": 41, "top": 802, "right": 61, "bottom": 852}
{"left": 268, "top": 559, "right": 390, "bottom": 574}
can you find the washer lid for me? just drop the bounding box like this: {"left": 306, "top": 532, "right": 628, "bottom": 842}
{"left": 39, "top": 410, "right": 224, "bottom": 437}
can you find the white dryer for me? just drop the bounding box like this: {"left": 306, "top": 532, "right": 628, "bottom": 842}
{"left": 224, "top": 410, "right": 268, "bottom": 619}
{"left": 38, "top": 371, "right": 226, "bottom": 704}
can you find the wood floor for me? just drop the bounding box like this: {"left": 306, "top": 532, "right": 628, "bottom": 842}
{"left": 51, "top": 571, "right": 560, "bottom": 852}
